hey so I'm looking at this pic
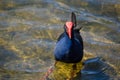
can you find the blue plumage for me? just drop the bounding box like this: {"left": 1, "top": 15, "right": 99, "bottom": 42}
{"left": 54, "top": 12, "right": 84, "bottom": 63}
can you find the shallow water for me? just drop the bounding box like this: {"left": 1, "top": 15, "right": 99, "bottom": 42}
{"left": 0, "top": 0, "right": 120, "bottom": 80}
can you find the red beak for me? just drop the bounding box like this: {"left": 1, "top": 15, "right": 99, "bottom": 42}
{"left": 68, "top": 27, "right": 72, "bottom": 38}
{"left": 66, "top": 22, "right": 73, "bottom": 39}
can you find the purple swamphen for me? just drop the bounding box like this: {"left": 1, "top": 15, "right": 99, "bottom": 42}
{"left": 54, "top": 12, "right": 84, "bottom": 63}
{"left": 42, "top": 12, "right": 84, "bottom": 80}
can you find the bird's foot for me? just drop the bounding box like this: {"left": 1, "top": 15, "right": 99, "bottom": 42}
{"left": 41, "top": 66, "right": 53, "bottom": 80}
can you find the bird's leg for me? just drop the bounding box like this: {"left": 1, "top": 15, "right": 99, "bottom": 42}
{"left": 73, "top": 64, "right": 77, "bottom": 70}
{"left": 41, "top": 65, "right": 54, "bottom": 80}
{"left": 70, "top": 64, "right": 77, "bottom": 79}
{"left": 41, "top": 61, "right": 58, "bottom": 80}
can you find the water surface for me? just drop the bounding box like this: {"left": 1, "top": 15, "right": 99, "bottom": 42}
{"left": 0, "top": 0, "right": 120, "bottom": 80}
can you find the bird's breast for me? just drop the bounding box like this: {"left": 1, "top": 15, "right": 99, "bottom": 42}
{"left": 54, "top": 35, "right": 72, "bottom": 59}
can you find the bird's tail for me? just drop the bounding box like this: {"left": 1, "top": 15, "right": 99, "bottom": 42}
{"left": 71, "top": 12, "right": 83, "bottom": 31}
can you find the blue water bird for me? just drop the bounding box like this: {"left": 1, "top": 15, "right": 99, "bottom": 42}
{"left": 54, "top": 12, "right": 84, "bottom": 63}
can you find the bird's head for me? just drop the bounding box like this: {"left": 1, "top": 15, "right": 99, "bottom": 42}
{"left": 64, "top": 12, "right": 77, "bottom": 39}
{"left": 64, "top": 21, "right": 74, "bottom": 39}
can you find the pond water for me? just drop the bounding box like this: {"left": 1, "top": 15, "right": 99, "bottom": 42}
{"left": 0, "top": 0, "right": 120, "bottom": 80}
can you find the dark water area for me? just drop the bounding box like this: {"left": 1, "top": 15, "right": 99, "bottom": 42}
{"left": 0, "top": 0, "right": 120, "bottom": 80}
